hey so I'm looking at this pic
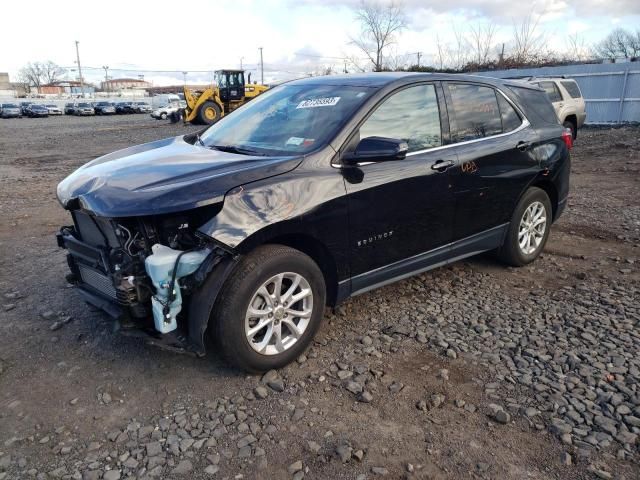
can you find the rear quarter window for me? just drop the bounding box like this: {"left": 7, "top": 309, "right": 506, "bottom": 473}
{"left": 560, "top": 80, "right": 582, "bottom": 99}
{"left": 536, "top": 81, "right": 563, "bottom": 103}
{"left": 507, "top": 86, "right": 559, "bottom": 125}
{"left": 496, "top": 94, "right": 522, "bottom": 132}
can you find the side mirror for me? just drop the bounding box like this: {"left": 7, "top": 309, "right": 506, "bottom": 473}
{"left": 342, "top": 136, "right": 409, "bottom": 165}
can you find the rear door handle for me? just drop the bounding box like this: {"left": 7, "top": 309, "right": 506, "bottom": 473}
{"left": 517, "top": 141, "right": 530, "bottom": 151}
{"left": 431, "top": 159, "right": 454, "bottom": 172}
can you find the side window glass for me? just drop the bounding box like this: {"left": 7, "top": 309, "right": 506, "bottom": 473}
{"left": 446, "top": 84, "right": 502, "bottom": 142}
{"left": 560, "top": 81, "right": 582, "bottom": 99}
{"left": 359, "top": 84, "right": 442, "bottom": 152}
{"left": 496, "top": 93, "right": 522, "bottom": 133}
{"left": 538, "top": 81, "right": 563, "bottom": 102}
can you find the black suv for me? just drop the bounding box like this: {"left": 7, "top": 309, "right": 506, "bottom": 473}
{"left": 56, "top": 73, "right": 571, "bottom": 372}
{"left": 115, "top": 102, "right": 135, "bottom": 114}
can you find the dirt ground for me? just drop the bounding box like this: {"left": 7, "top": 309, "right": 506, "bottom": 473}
{"left": 0, "top": 115, "right": 638, "bottom": 480}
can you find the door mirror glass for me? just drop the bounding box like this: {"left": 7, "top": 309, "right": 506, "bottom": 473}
{"left": 343, "top": 136, "right": 409, "bottom": 164}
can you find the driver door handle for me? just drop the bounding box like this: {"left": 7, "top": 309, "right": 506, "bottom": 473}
{"left": 431, "top": 159, "right": 454, "bottom": 172}
{"left": 517, "top": 141, "right": 530, "bottom": 151}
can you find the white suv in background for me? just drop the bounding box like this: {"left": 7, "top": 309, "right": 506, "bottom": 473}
{"left": 151, "top": 101, "right": 186, "bottom": 120}
{"left": 527, "top": 77, "right": 586, "bottom": 139}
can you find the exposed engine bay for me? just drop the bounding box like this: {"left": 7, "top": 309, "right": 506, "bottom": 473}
{"left": 56, "top": 205, "right": 231, "bottom": 353}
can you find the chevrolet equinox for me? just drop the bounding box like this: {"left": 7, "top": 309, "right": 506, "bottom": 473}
{"left": 56, "top": 73, "right": 571, "bottom": 372}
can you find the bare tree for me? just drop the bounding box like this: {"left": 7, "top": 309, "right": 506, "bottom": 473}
{"left": 565, "top": 33, "right": 590, "bottom": 61}
{"left": 435, "top": 34, "right": 447, "bottom": 70}
{"left": 18, "top": 61, "right": 65, "bottom": 89}
{"left": 450, "top": 25, "right": 470, "bottom": 70}
{"left": 42, "top": 61, "right": 65, "bottom": 84}
{"left": 594, "top": 27, "right": 640, "bottom": 59}
{"left": 15, "top": 71, "right": 32, "bottom": 94}
{"left": 511, "top": 13, "right": 546, "bottom": 64}
{"left": 350, "top": 1, "right": 407, "bottom": 72}
{"left": 384, "top": 48, "right": 411, "bottom": 70}
{"left": 467, "top": 23, "right": 498, "bottom": 65}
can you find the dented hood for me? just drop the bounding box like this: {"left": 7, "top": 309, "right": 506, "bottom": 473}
{"left": 57, "top": 135, "right": 302, "bottom": 217}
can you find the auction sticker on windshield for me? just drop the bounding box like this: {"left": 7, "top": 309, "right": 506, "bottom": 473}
{"left": 297, "top": 97, "right": 341, "bottom": 109}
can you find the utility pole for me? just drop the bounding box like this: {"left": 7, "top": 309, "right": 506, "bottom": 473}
{"left": 498, "top": 43, "right": 505, "bottom": 66}
{"left": 75, "top": 41, "right": 84, "bottom": 97}
{"left": 240, "top": 57, "right": 244, "bottom": 70}
{"left": 182, "top": 71, "right": 188, "bottom": 85}
{"left": 416, "top": 52, "right": 422, "bottom": 68}
{"left": 102, "top": 65, "right": 109, "bottom": 92}
{"left": 259, "top": 47, "right": 264, "bottom": 84}
{"left": 344, "top": 59, "right": 348, "bottom": 74}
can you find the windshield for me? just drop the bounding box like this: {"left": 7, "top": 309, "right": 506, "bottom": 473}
{"left": 3, "top": 104, "right": 17, "bottom": 108}
{"left": 78, "top": 103, "right": 90, "bottom": 107}
{"left": 200, "top": 84, "right": 374, "bottom": 155}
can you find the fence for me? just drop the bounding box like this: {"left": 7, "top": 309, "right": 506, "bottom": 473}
{"left": 475, "top": 62, "right": 640, "bottom": 124}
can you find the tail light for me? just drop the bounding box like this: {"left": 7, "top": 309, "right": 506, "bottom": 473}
{"left": 561, "top": 128, "right": 573, "bottom": 150}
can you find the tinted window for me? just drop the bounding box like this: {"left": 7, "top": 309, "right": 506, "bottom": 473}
{"left": 446, "top": 84, "right": 502, "bottom": 142}
{"left": 561, "top": 80, "right": 582, "bottom": 99}
{"left": 359, "top": 84, "right": 441, "bottom": 152}
{"left": 507, "top": 86, "right": 558, "bottom": 125}
{"left": 496, "top": 94, "right": 522, "bottom": 132}
{"left": 537, "top": 81, "right": 563, "bottom": 102}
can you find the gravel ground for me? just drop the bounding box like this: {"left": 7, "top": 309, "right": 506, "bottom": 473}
{"left": 0, "top": 115, "right": 638, "bottom": 480}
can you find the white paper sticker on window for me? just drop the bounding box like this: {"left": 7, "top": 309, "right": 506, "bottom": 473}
{"left": 296, "top": 97, "right": 341, "bottom": 109}
{"left": 286, "top": 137, "right": 305, "bottom": 146}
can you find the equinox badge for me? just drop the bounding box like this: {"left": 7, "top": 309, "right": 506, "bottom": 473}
{"left": 357, "top": 231, "right": 394, "bottom": 247}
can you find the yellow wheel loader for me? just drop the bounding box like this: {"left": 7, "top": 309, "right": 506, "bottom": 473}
{"left": 183, "top": 69, "right": 269, "bottom": 125}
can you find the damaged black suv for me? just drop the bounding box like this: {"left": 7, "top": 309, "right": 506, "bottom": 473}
{"left": 57, "top": 73, "right": 571, "bottom": 372}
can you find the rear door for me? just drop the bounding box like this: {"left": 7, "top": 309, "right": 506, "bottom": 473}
{"left": 342, "top": 82, "right": 457, "bottom": 285}
{"left": 442, "top": 82, "right": 540, "bottom": 240}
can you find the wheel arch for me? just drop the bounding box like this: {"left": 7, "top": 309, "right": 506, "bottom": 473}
{"left": 235, "top": 228, "right": 340, "bottom": 307}
{"left": 529, "top": 178, "right": 559, "bottom": 221}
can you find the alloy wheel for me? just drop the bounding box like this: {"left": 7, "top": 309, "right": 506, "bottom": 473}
{"left": 518, "top": 201, "right": 547, "bottom": 255}
{"left": 244, "top": 272, "right": 313, "bottom": 355}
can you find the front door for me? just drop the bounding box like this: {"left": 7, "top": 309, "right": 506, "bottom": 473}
{"left": 341, "top": 83, "right": 456, "bottom": 291}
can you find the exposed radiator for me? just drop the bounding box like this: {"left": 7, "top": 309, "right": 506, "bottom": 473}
{"left": 78, "top": 264, "right": 117, "bottom": 299}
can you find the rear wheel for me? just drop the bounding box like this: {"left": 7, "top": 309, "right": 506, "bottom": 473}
{"left": 211, "top": 245, "right": 326, "bottom": 372}
{"left": 498, "top": 187, "right": 552, "bottom": 267}
{"left": 197, "top": 101, "right": 222, "bottom": 125}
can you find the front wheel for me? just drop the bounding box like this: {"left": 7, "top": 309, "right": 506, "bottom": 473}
{"left": 197, "top": 101, "right": 222, "bottom": 125}
{"left": 211, "top": 245, "right": 326, "bottom": 372}
{"left": 498, "top": 187, "right": 552, "bottom": 267}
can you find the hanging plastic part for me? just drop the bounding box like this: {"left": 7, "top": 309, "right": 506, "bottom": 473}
{"left": 144, "top": 244, "right": 211, "bottom": 334}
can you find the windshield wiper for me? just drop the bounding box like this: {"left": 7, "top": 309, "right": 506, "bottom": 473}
{"left": 210, "top": 144, "right": 267, "bottom": 156}
{"left": 195, "top": 133, "right": 205, "bottom": 147}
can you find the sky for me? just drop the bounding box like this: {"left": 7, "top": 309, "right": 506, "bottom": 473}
{"left": 1, "top": 0, "right": 639, "bottom": 86}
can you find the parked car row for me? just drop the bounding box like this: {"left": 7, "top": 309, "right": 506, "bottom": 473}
{"left": 64, "top": 101, "right": 153, "bottom": 116}
{"left": 0, "top": 101, "right": 153, "bottom": 118}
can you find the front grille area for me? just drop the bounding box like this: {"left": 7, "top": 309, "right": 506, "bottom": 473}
{"left": 78, "top": 264, "right": 117, "bottom": 299}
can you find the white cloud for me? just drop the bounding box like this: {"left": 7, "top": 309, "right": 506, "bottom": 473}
{"left": 0, "top": 0, "right": 638, "bottom": 86}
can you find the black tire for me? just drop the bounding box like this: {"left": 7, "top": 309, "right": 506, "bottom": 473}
{"left": 563, "top": 120, "right": 576, "bottom": 140}
{"left": 211, "top": 245, "right": 326, "bottom": 372}
{"left": 197, "top": 101, "right": 222, "bottom": 125}
{"left": 498, "top": 187, "right": 552, "bottom": 267}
